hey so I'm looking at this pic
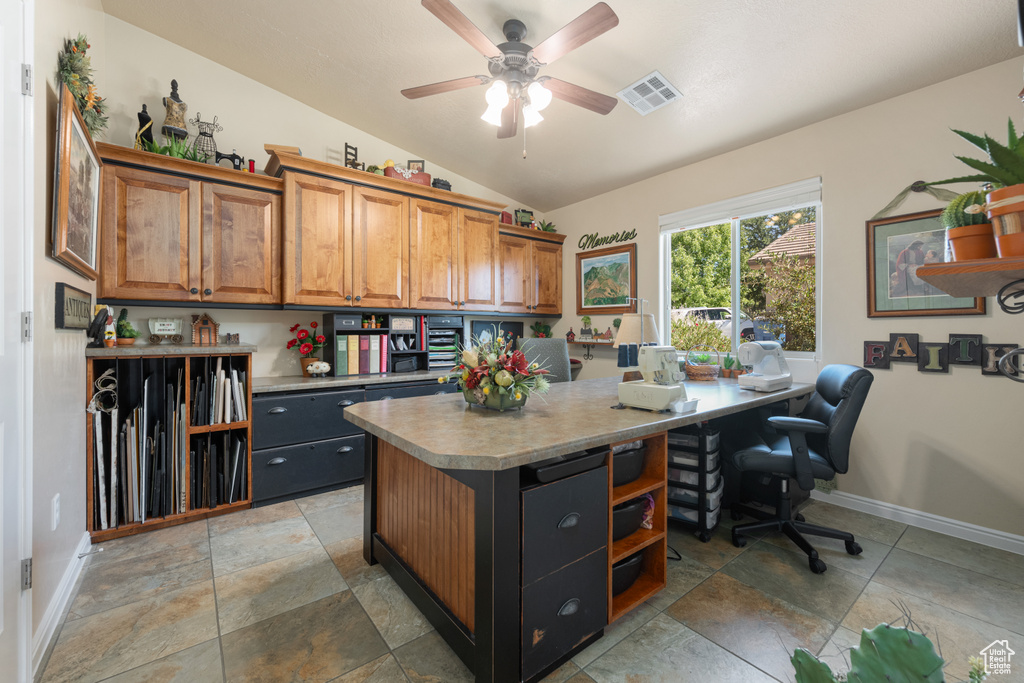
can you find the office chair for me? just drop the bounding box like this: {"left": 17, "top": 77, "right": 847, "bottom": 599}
{"left": 728, "top": 364, "right": 873, "bottom": 573}
{"left": 519, "top": 338, "right": 572, "bottom": 383}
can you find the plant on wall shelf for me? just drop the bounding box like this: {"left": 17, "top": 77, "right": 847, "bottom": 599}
{"left": 529, "top": 321, "right": 552, "bottom": 338}
{"left": 928, "top": 118, "right": 1024, "bottom": 188}
{"left": 115, "top": 309, "right": 139, "bottom": 339}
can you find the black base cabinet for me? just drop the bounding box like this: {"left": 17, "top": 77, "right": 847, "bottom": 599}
{"left": 252, "top": 434, "right": 365, "bottom": 507}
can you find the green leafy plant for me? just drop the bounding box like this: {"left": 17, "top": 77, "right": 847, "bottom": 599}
{"left": 723, "top": 353, "right": 735, "bottom": 369}
{"left": 941, "top": 190, "right": 989, "bottom": 229}
{"left": 530, "top": 322, "right": 552, "bottom": 338}
{"left": 792, "top": 623, "right": 945, "bottom": 683}
{"left": 537, "top": 220, "right": 557, "bottom": 232}
{"left": 689, "top": 352, "right": 711, "bottom": 364}
{"left": 613, "top": 318, "right": 622, "bottom": 329}
{"left": 115, "top": 309, "right": 139, "bottom": 339}
{"left": 928, "top": 118, "right": 1024, "bottom": 188}
{"left": 57, "top": 34, "right": 107, "bottom": 136}
{"left": 670, "top": 317, "right": 730, "bottom": 353}
{"left": 144, "top": 134, "right": 208, "bottom": 162}
{"left": 580, "top": 315, "right": 592, "bottom": 329}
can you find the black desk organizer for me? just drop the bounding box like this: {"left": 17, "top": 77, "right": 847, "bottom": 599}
{"left": 666, "top": 425, "right": 721, "bottom": 543}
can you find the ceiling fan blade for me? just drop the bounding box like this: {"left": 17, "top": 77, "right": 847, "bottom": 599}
{"left": 402, "top": 76, "right": 487, "bottom": 100}
{"left": 497, "top": 101, "right": 518, "bottom": 139}
{"left": 530, "top": 2, "right": 619, "bottom": 65}
{"left": 421, "top": 0, "right": 503, "bottom": 59}
{"left": 542, "top": 78, "right": 617, "bottom": 115}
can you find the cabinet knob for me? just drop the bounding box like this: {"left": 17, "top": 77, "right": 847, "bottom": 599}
{"left": 204, "top": 288, "right": 212, "bottom": 296}
{"left": 460, "top": 301, "right": 466, "bottom": 306}
{"left": 268, "top": 457, "right": 287, "bottom": 466}
{"left": 557, "top": 598, "right": 580, "bottom": 617}
{"left": 557, "top": 512, "right": 580, "bottom": 529}
{"left": 336, "top": 446, "right": 353, "bottom": 453}
{"left": 337, "top": 400, "right": 355, "bottom": 407}
{"left": 355, "top": 296, "right": 362, "bottom": 302}
{"left": 268, "top": 407, "right": 287, "bottom": 414}
{"left": 346, "top": 295, "right": 352, "bottom": 301}
{"left": 190, "top": 288, "right": 199, "bottom": 295}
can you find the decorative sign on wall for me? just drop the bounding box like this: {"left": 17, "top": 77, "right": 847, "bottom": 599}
{"left": 577, "top": 228, "right": 638, "bottom": 251}
{"left": 864, "top": 333, "right": 1018, "bottom": 376}
{"left": 54, "top": 283, "right": 92, "bottom": 329}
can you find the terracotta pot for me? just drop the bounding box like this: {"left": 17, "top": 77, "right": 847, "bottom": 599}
{"left": 103, "top": 339, "right": 115, "bottom": 348}
{"left": 116, "top": 337, "right": 136, "bottom": 346}
{"left": 947, "top": 223, "right": 997, "bottom": 261}
{"left": 301, "top": 357, "right": 318, "bottom": 377}
{"left": 987, "top": 185, "right": 1024, "bottom": 257}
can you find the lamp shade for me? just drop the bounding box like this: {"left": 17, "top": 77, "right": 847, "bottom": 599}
{"left": 613, "top": 313, "right": 661, "bottom": 348}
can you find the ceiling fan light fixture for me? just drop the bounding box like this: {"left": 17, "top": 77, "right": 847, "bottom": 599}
{"left": 526, "top": 81, "right": 552, "bottom": 112}
{"left": 481, "top": 80, "right": 509, "bottom": 126}
{"left": 522, "top": 105, "right": 544, "bottom": 128}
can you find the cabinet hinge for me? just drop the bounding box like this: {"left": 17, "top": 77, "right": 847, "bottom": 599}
{"left": 21, "top": 312, "right": 32, "bottom": 342}
{"left": 21, "top": 64, "right": 32, "bottom": 96}
{"left": 21, "top": 558, "right": 32, "bottom": 589}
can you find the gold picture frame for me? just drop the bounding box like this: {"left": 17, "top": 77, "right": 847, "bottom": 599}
{"left": 52, "top": 83, "right": 102, "bottom": 280}
{"left": 576, "top": 243, "right": 637, "bottom": 315}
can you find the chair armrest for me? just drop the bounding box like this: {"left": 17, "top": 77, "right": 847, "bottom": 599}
{"left": 767, "top": 416, "right": 828, "bottom": 434}
{"left": 766, "top": 417, "right": 826, "bottom": 491}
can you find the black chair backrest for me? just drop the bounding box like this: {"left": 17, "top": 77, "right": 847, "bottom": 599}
{"left": 800, "top": 364, "right": 873, "bottom": 474}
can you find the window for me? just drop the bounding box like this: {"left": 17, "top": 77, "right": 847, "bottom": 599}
{"left": 659, "top": 179, "right": 821, "bottom": 356}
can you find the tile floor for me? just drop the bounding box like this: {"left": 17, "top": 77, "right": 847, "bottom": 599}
{"left": 37, "top": 487, "right": 1024, "bottom": 683}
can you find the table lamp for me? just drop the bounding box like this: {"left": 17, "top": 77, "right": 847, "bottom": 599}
{"left": 614, "top": 301, "right": 661, "bottom": 382}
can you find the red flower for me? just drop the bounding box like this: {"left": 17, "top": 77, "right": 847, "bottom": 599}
{"left": 538, "top": 333, "right": 547, "bottom": 338}
{"left": 286, "top": 339, "right": 297, "bottom": 349}
{"left": 290, "top": 324, "right": 300, "bottom": 332}
{"left": 296, "top": 329, "right": 309, "bottom": 340}
{"left": 310, "top": 321, "right": 318, "bottom": 329}
{"left": 299, "top": 342, "right": 314, "bottom": 355}
{"left": 315, "top": 335, "right": 326, "bottom": 344}
{"left": 506, "top": 350, "right": 529, "bottom": 375}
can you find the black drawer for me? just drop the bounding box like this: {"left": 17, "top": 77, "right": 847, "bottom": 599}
{"left": 522, "top": 549, "right": 606, "bottom": 681}
{"left": 252, "top": 389, "right": 364, "bottom": 449}
{"left": 427, "top": 315, "right": 462, "bottom": 327}
{"left": 522, "top": 466, "right": 608, "bottom": 585}
{"left": 252, "top": 434, "right": 364, "bottom": 504}
{"left": 365, "top": 383, "right": 456, "bottom": 401}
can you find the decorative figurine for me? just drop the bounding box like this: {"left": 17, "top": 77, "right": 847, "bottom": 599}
{"left": 191, "top": 313, "right": 220, "bottom": 346}
{"left": 566, "top": 327, "right": 575, "bottom": 342}
{"left": 216, "top": 149, "right": 244, "bottom": 170}
{"left": 161, "top": 79, "right": 188, "bottom": 141}
{"left": 189, "top": 112, "right": 222, "bottom": 161}
{"left": 345, "top": 143, "right": 365, "bottom": 171}
{"left": 135, "top": 104, "right": 154, "bottom": 150}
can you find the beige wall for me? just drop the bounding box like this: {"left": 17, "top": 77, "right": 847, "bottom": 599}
{"left": 549, "top": 57, "right": 1024, "bottom": 536}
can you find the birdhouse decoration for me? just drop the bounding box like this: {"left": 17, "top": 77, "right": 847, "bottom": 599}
{"left": 191, "top": 313, "right": 220, "bottom": 346}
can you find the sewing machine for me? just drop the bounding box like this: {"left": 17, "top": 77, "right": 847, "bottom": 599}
{"left": 737, "top": 341, "right": 792, "bottom": 392}
{"left": 618, "top": 346, "right": 686, "bottom": 411}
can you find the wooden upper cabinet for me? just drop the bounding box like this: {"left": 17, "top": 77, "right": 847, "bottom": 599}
{"left": 283, "top": 173, "right": 352, "bottom": 305}
{"left": 353, "top": 186, "right": 409, "bottom": 308}
{"left": 458, "top": 209, "right": 498, "bottom": 311}
{"left": 531, "top": 239, "right": 563, "bottom": 316}
{"left": 100, "top": 165, "right": 200, "bottom": 301}
{"left": 409, "top": 199, "right": 458, "bottom": 310}
{"left": 202, "top": 184, "right": 281, "bottom": 304}
{"left": 497, "top": 233, "right": 531, "bottom": 313}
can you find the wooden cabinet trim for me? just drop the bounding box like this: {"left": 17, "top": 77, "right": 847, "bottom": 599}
{"left": 284, "top": 173, "right": 353, "bottom": 304}
{"left": 498, "top": 223, "right": 567, "bottom": 244}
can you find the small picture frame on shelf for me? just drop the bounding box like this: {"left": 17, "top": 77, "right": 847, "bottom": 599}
{"left": 407, "top": 160, "right": 425, "bottom": 173}
{"left": 515, "top": 209, "right": 534, "bottom": 227}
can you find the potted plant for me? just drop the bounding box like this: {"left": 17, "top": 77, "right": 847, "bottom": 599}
{"left": 683, "top": 348, "right": 721, "bottom": 381}
{"left": 579, "top": 315, "right": 593, "bottom": 339}
{"left": 439, "top": 329, "right": 551, "bottom": 411}
{"left": 115, "top": 308, "right": 139, "bottom": 345}
{"left": 941, "top": 189, "right": 997, "bottom": 260}
{"left": 722, "top": 353, "right": 736, "bottom": 378}
{"left": 537, "top": 220, "right": 557, "bottom": 232}
{"left": 286, "top": 321, "right": 326, "bottom": 376}
{"left": 529, "top": 321, "right": 552, "bottom": 338}
{"left": 929, "top": 118, "right": 1024, "bottom": 258}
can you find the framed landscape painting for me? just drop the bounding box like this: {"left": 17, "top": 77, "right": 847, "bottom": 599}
{"left": 52, "top": 83, "right": 101, "bottom": 280}
{"left": 865, "top": 209, "right": 985, "bottom": 317}
{"left": 576, "top": 243, "right": 637, "bottom": 315}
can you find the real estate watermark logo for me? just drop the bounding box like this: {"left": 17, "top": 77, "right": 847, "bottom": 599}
{"left": 980, "top": 639, "right": 1015, "bottom": 676}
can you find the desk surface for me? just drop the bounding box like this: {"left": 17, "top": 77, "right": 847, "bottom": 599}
{"left": 345, "top": 376, "right": 812, "bottom": 471}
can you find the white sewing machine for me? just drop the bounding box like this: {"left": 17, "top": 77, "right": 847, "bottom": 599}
{"left": 737, "top": 341, "right": 792, "bottom": 392}
{"left": 618, "top": 346, "right": 686, "bottom": 411}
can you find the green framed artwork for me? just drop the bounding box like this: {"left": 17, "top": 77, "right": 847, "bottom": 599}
{"left": 865, "top": 209, "right": 985, "bottom": 317}
{"left": 576, "top": 243, "right": 637, "bottom": 315}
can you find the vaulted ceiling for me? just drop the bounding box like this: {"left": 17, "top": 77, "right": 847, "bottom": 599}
{"left": 101, "top": 0, "right": 1022, "bottom": 211}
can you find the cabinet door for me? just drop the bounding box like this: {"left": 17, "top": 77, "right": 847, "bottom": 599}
{"left": 100, "top": 165, "right": 200, "bottom": 301}
{"left": 497, "top": 233, "right": 531, "bottom": 313}
{"left": 457, "top": 209, "right": 498, "bottom": 311}
{"left": 409, "top": 199, "right": 458, "bottom": 310}
{"left": 532, "top": 240, "right": 563, "bottom": 316}
{"left": 202, "top": 184, "right": 281, "bottom": 304}
{"left": 283, "top": 173, "right": 352, "bottom": 305}
{"left": 353, "top": 187, "right": 409, "bottom": 308}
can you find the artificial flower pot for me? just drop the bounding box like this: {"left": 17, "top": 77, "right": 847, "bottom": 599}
{"left": 301, "top": 357, "right": 318, "bottom": 377}
{"left": 947, "top": 223, "right": 997, "bottom": 261}
{"left": 463, "top": 387, "right": 527, "bottom": 412}
{"left": 116, "top": 337, "right": 136, "bottom": 346}
{"left": 987, "top": 185, "right": 1024, "bottom": 258}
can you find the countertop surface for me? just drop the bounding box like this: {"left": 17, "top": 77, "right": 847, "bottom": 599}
{"left": 253, "top": 369, "right": 451, "bottom": 393}
{"left": 344, "top": 376, "right": 813, "bottom": 471}
{"left": 85, "top": 343, "right": 258, "bottom": 357}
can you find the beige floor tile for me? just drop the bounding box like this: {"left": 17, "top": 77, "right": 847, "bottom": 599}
{"left": 41, "top": 581, "right": 218, "bottom": 683}
{"left": 296, "top": 484, "right": 363, "bottom": 515}
{"left": 644, "top": 553, "right": 714, "bottom": 611}
{"left": 800, "top": 500, "right": 907, "bottom": 546}
{"left": 87, "top": 520, "right": 209, "bottom": 567}
{"left": 330, "top": 653, "right": 407, "bottom": 682}
{"left": 564, "top": 673, "right": 598, "bottom": 683}
{"left": 208, "top": 500, "right": 302, "bottom": 536}
{"left": 665, "top": 572, "right": 834, "bottom": 681}
{"left": 324, "top": 536, "right": 387, "bottom": 589}
{"left": 304, "top": 497, "right": 364, "bottom": 546}
{"left": 666, "top": 520, "right": 745, "bottom": 570}
{"left": 221, "top": 591, "right": 387, "bottom": 683}
{"left": 101, "top": 638, "right": 224, "bottom": 683}
{"left": 393, "top": 631, "right": 473, "bottom": 683}
{"left": 209, "top": 512, "right": 321, "bottom": 577}
{"left": 896, "top": 526, "right": 1024, "bottom": 588}
{"left": 572, "top": 603, "right": 659, "bottom": 669}
{"left": 352, "top": 575, "right": 433, "bottom": 649}
{"left": 215, "top": 546, "right": 348, "bottom": 634}
{"left": 761, "top": 530, "right": 891, "bottom": 579}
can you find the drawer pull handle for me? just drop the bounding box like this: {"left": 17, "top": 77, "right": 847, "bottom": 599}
{"left": 337, "top": 446, "right": 353, "bottom": 453}
{"left": 268, "top": 407, "right": 287, "bottom": 414}
{"left": 557, "top": 598, "right": 580, "bottom": 617}
{"left": 433, "top": 391, "right": 447, "bottom": 396}
{"left": 268, "top": 457, "right": 287, "bottom": 466}
{"left": 379, "top": 396, "right": 394, "bottom": 401}
{"left": 337, "top": 400, "right": 355, "bottom": 407}
{"left": 557, "top": 512, "right": 580, "bottom": 529}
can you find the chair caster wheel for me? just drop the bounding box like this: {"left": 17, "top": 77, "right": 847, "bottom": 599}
{"left": 730, "top": 509, "right": 743, "bottom": 521}
{"left": 809, "top": 558, "right": 827, "bottom": 574}
{"left": 732, "top": 533, "right": 746, "bottom": 548}
{"left": 845, "top": 540, "right": 862, "bottom": 556}
{"left": 794, "top": 513, "right": 805, "bottom": 522}
{"left": 697, "top": 532, "right": 711, "bottom": 543}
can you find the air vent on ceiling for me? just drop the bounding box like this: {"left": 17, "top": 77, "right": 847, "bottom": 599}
{"left": 617, "top": 70, "right": 682, "bottom": 116}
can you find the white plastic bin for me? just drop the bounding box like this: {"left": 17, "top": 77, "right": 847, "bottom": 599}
{"left": 668, "top": 467, "right": 720, "bottom": 489}
{"left": 667, "top": 479, "right": 724, "bottom": 510}
{"left": 668, "top": 504, "right": 720, "bottom": 530}
{"left": 667, "top": 448, "right": 719, "bottom": 471}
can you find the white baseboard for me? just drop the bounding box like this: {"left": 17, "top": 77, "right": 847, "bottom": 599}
{"left": 31, "top": 532, "right": 91, "bottom": 678}
{"left": 810, "top": 489, "right": 1024, "bottom": 556}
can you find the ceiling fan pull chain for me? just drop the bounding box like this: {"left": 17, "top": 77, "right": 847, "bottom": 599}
{"left": 523, "top": 119, "right": 528, "bottom": 159}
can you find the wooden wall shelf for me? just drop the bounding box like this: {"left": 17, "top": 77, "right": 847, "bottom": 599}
{"left": 917, "top": 256, "right": 1024, "bottom": 298}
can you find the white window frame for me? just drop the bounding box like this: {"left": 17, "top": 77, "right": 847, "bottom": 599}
{"left": 658, "top": 178, "right": 822, "bottom": 361}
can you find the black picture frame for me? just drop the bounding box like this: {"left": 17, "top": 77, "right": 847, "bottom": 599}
{"left": 515, "top": 209, "right": 534, "bottom": 227}
{"left": 470, "top": 320, "right": 524, "bottom": 350}
{"left": 407, "top": 160, "right": 425, "bottom": 172}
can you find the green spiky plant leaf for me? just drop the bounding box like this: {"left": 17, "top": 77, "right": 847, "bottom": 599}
{"left": 792, "top": 648, "right": 839, "bottom": 683}
{"left": 928, "top": 118, "right": 1024, "bottom": 188}
{"left": 941, "top": 190, "right": 989, "bottom": 229}
{"left": 792, "top": 623, "right": 947, "bottom": 683}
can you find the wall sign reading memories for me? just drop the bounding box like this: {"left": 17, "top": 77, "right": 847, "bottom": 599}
{"left": 864, "top": 332, "right": 1018, "bottom": 376}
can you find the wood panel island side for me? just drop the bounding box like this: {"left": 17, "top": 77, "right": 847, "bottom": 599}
{"left": 343, "top": 376, "right": 812, "bottom": 683}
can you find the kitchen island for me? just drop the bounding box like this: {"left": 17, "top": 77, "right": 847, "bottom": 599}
{"left": 344, "top": 376, "right": 811, "bottom": 683}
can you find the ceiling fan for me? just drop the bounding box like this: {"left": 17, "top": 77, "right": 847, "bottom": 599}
{"left": 402, "top": 0, "right": 619, "bottom": 139}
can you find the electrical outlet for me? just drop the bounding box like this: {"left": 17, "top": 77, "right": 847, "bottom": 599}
{"left": 52, "top": 494, "right": 60, "bottom": 531}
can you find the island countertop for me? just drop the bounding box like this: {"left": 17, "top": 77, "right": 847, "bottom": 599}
{"left": 344, "top": 376, "right": 813, "bottom": 471}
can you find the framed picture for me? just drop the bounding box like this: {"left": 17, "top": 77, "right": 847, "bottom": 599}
{"left": 470, "top": 320, "right": 524, "bottom": 350}
{"left": 52, "top": 83, "right": 102, "bottom": 280}
{"left": 407, "top": 160, "right": 425, "bottom": 172}
{"left": 866, "top": 210, "right": 985, "bottom": 317}
{"left": 576, "top": 243, "right": 637, "bottom": 315}
{"left": 515, "top": 209, "right": 534, "bottom": 227}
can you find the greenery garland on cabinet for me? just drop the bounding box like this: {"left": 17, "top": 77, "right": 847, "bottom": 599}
{"left": 57, "top": 34, "right": 108, "bottom": 136}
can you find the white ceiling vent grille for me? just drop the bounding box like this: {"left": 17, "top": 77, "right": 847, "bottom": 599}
{"left": 617, "top": 70, "right": 682, "bottom": 116}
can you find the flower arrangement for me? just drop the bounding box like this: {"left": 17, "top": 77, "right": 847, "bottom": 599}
{"left": 440, "top": 330, "right": 551, "bottom": 408}
{"left": 530, "top": 321, "right": 552, "bottom": 338}
{"left": 285, "top": 321, "right": 326, "bottom": 358}
{"left": 57, "top": 34, "right": 107, "bottom": 136}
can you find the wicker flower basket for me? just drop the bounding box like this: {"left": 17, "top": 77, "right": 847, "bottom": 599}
{"left": 684, "top": 347, "right": 721, "bottom": 381}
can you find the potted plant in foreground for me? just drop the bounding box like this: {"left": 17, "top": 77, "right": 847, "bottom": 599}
{"left": 941, "top": 189, "right": 997, "bottom": 260}
{"left": 115, "top": 308, "right": 139, "bottom": 345}
{"left": 440, "top": 330, "right": 550, "bottom": 411}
